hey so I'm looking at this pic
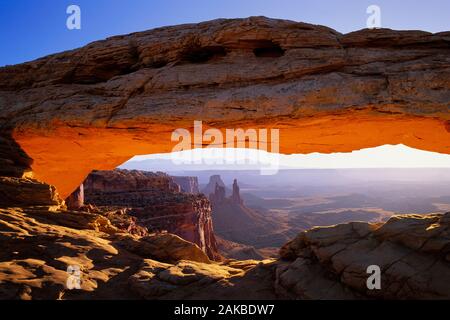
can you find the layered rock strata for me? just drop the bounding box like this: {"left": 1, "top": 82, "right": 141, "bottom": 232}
{"left": 172, "top": 176, "right": 200, "bottom": 194}
{"left": 277, "top": 213, "right": 450, "bottom": 299}
{"left": 1, "top": 205, "right": 448, "bottom": 300}
{"left": 81, "top": 169, "right": 221, "bottom": 261}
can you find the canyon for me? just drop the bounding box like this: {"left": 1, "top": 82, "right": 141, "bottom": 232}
{"left": 0, "top": 17, "right": 449, "bottom": 299}
{"left": 71, "top": 169, "right": 221, "bottom": 261}
{"left": 0, "top": 184, "right": 448, "bottom": 299}
{"left": 209, "top": 177, "right": 290, "bottom": 250}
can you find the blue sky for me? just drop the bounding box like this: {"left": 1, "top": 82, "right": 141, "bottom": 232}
{"left": 0, "top": 0, "right": 449, "bottom": 66}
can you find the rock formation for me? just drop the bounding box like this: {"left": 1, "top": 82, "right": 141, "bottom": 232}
{"left": 172, "top": 176, "right": 200, "bottom": 194}
{"left": 65, "top": 184, "right": 84, "bottom": 209}
{"left": 84, "top": 169, "right": 181, "bottom": 195}
{"left": 0, "top": 16, "right": 449, "bottom": 300}
{"left": 81, "top": 169, "right": 221, "bottom": 261}
{"left": 277, "top": 213, "right": 450, "bottom": 299}
{"left": 231, "top": 179, "right": 243, "bottom": 205}
{"left": 0, "top": 176, "right": 62, "bottom": 208}
{"left": 1, "top": 202, "right": 448, "bottom": 299}
{"left": 0, "top": 134, "right": 33, "bottom": 178}
{"left": 208, "top": 178, "right": 243, "bottom": 206}
{"left": 208, "top": 178, "right": 291, "bottom": 249}
{"left": 202, "top": 175, "right": 227, "bottom": 197}
{"left": 0, "top": 204, "right": 277, "bottom": 300}
{"left": 0, "top": 17, "right": 448, "bottom": 198}
{"left": 209, "top": 182, "right": 226, "bottom": 204}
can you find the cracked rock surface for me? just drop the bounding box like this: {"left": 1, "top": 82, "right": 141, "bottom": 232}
{"left": 277, "top": 213, "right": 450, "bottom": 299}
{"left": 0, "top": 203, "right": 276, "bottom": 300}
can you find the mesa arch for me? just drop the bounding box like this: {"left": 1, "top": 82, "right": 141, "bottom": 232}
{"left": 0, "top": 17, "right": 449, "bottom": 199}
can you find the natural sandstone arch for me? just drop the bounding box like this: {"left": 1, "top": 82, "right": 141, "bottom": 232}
{"left": 0, "top": 17, "right": 449, "bottom": 199}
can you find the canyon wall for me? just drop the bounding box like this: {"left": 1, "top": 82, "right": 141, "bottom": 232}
{"left": 84, "top": 169, "right": 181, "bottom": 194}
{"left": 65, "top": 184, "right": 84, "bottom": 209}
{"left": 172, "top": 176, "right": 200, "bottom": 194}
{"left": 81, "top": 169, "right": 221, "bottom": 260}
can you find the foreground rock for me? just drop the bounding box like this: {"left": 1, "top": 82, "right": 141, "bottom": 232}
{"left": 0, "top": 177, "right": 62, "bottom": 208}
{"left": 0, "top": 203, "right": 448, "bottom": 300}
{"left": 216, "top": 235, "right": 265, "bottom": 260}
{"left": 277, "top": 213, "right": 450, "bottom": 299}
{"left": 128, "top": 258, "right": 276, "bottom": 300}
{"left": 0, "top": 206, "right": 275, "bottom": 300}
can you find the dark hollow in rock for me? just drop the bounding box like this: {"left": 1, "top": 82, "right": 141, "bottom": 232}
{"left": 252, "top": 40, "right": 285, "bottom": 57}
{"left": 180, "top": 45, "right": 227, "bottom": 63}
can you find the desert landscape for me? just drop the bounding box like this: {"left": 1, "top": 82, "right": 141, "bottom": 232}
{"left": 0, "top": 15, "right": 449, "bottom": 300}
{"left": 1, "top": 166, "right": 450, "bottom": 299}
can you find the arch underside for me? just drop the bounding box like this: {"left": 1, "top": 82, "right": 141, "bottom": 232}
{"left": 13, "top": 112, "right": 450, "bottom": 199}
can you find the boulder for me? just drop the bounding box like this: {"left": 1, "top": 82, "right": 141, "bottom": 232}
{"left": 117, "top": 232, "right": 212, "bottom": 264}
{"left": 0, "top": 177, "right": 62, "bottom": 208}
{"left": 278, "top": 213, "right": 450, "bottom": 299}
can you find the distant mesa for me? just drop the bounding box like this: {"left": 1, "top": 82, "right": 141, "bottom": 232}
{"left": 202, "top": 175, "right": 228, "bottom": 196}
{"left": 209, "top": 182, "right": 226, "bottom": 204}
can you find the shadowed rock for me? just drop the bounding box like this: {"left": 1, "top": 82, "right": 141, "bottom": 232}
{"left": 278, "top": 213, "right": 450, "bottom": 299}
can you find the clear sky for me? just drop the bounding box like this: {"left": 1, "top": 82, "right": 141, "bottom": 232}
{"left": 1, "top": 0, "right": 449, "bottom": 66}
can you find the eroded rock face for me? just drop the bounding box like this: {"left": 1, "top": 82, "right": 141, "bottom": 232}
{"left": 1, "top": 17, "right": 448, "bottom": 198}
{"left": 1, "top": 206, "right": 448, "bottom": 300}
{"left": 0, "top": 206, "right": 275, "bottom": 300}
{"left": 231, "top": 179, "right": 243, "bottom": 205}
{"left": 202, "top": 175, "right": 227, "bottom": 197}
{"left": 127, "top": 258, "right": 277, "bottom": 300}
{"left": 172, "top": 176, "right": 200, "bottom": 194}
{"left": 277, "top": 213, "right": 450, "bottom": 299}
{"left": 116, "top": 232, "right": 212, "bottom": 264}
{"left": 65, "top": 184, "right": 84, "bottom": 209}
{"left": 0, "top": 134, "right": 33, "bottom": 178}
{"left": 82, "top": 169, "right": 221, "bottom": 261}
{"left": 0, "top": 177, "right": 62, "bottom": 208}
{"left": 209, "top": 178, "right": 291, "bottom": 249}
{"left": 84, "top": 169, "right": 181, "bottom": 194}
{"left": 209, "top": 182, "right": 226, "bottom": 204}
